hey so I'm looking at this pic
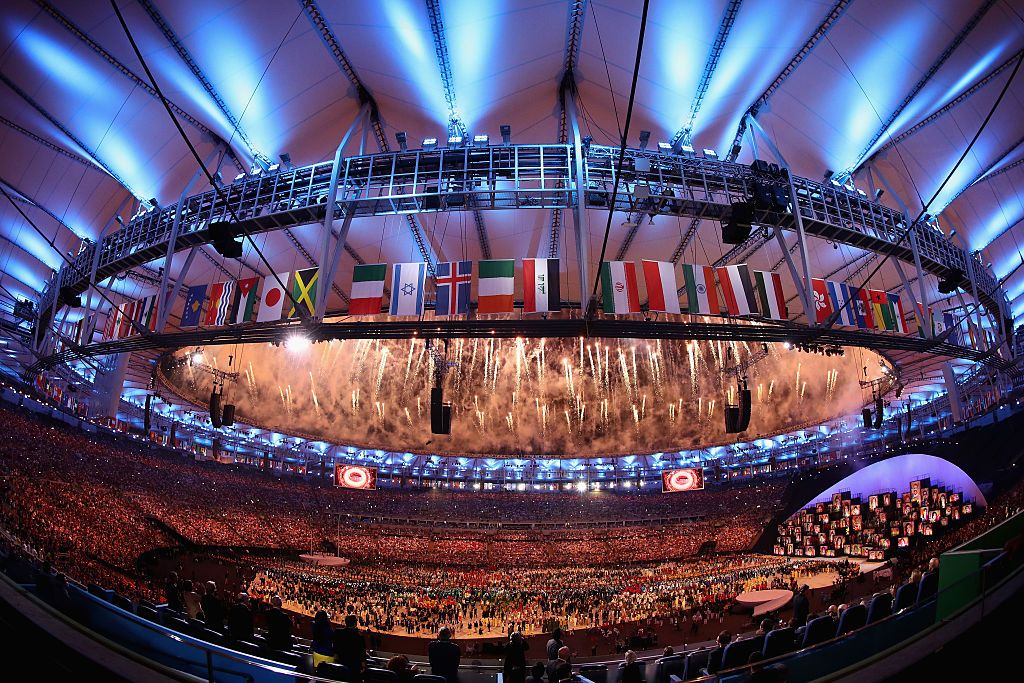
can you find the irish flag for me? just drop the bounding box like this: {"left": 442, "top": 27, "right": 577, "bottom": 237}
{"left": 682, "top": 263, "right": 719, "bottom": 315}
{"left": 600, "top": 261, "right": 640, "bottom": 314}
{"left": 642, "top": 260, "right": 680, "bottom": 314}
{"left": 349, "top": 264, "right": 386, "bottom": 315}
{"left": 478, "top": 259, "right": 515, "bottom": 313}
{"left": 523, "top": 258, "right": 560, "bottom": 313}
{"left": 753, "top": 271, "right": 788, "bottom": 321}
{"left": 716, "top": 264, "right": 758, "bottom": 316}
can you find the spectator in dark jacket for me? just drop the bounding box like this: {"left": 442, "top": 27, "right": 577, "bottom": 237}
{"left": 334, "top": 614, "right": 367, "bottom": 682}
{"left": 311, "top": 610, "right": 334, "bottom": 669}
{"left": 707, "top": 631, "right": 732, "bottom": 675}
{"left": 792, "top": 585, "right": 810, "bottom": 627}
{"left": 620, "top": 651, "right": 643, "bottom": 683}
{"left": 429, "top": 627, "right": 461, "bottom": 683}
{"left": 503, "top": 631, "right": 530, "bottom": 683}
{"left": 201, "top": 581, "right": 225, "bottom": 631}
{"left": 265, "top": 595, "right": 293, "bottom": 650}
{"left": 387, "top": 654, "right": 419, "bottom": 683}
{"left": 526, "top": 662, "right": 547, "bottom": 683}
{"left": 227, "top": 592, "right": 254, "bottom": 641}
{"left": 164, "top": 571, "right": 184, "bottom": 613}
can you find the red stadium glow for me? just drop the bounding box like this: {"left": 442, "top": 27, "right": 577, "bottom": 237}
{"left": 662, "top": 468, "right": 704, "bottom": 493}
{"left": 334, "top": 464, "right": 377, "bottom": 490}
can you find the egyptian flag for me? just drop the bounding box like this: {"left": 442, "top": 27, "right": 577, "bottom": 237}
{"left": 523, "top": 258, "right": 560, "bottom": 313}
{"left": 600, "top": 261, "right": 640, "bottom": 314}
{"left": 288, "top": 268, "right": 319, "bottom": 318}
{"left": 811, "top": 278, "right": 832, "bottom": 323}
{"left": 204, "top": 281, "right": 235, "bottom": 326}
{"left": 887, "top": 293, "right": 908, "bottom": 334}
{"left": 180, "top": 284, "right": 207, "bottom": 327}
{"left": 681, "top": 264, "right": 719, "bottom": 315}
{"left": 754, "top": 271, "right": 787, "bottom": 321}
{"left": 715, "top": 264, "right": 758, "bottom": 316}
{"left": 642, "top": 260, "right": 680, "bottom": 314}
{"left": 232, "top": 277, "right": 260, "bottom": 324}
{"left": 257, "top": 273, "right": 290, "bottom": 322}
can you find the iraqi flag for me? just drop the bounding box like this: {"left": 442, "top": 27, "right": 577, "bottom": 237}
{"left": 434, "top": 260, "right": 472, "bottom": 316}
{"left": 390, "top": 262, "right": 427, "bottom": 316}
{"left": 478, "top": 259, "right": 515, "bottom": 313}
{"left": 811, "top": 278, "right": 832, "bottom": 324}
{"left": 681, "top": 263, "right": 719, "bottom": 315}
{"left": 256, "top": 273, "right": 290, "bottom": 322}
{"left": 232, "top": 277, "right": 260, "bottom": 324}
{"left": 888, "top": 293, "right": 909, "bottom": 334}
{"left": 753, "top": 271, "right": 787, "bottom": 321}
{"left": 826, "top": 281, "right": 857, "bottom": 326}
{"left": 642, "top": 260, "right": 680, "bottom": 314}
{"left": 600, "top": 261, "right": 640, "bottom": 314}
{"left": 523, "top": 258, "right": 560, "bottom": 313}
{"left": 204, "top": 281, "right": 235, "bottom": 326}
{"left": 349, "top": 264, "right": 387, "bottom": 315}
{"left": 715, "top": 264, "right": 758, "bottom": 316}
{"left": 181, "top": 284, "right": 207, "bottom": 327}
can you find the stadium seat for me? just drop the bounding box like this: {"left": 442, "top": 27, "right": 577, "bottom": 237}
{"left": 265, "top": 649, "right": 303, "bottom": 667}
{"left": 202, "top": 628, "right": 225, "bottom": 645}
{"left": 893, "top": 582, "right": 916, "bottom": 612}
{"left": 317, "top": 662, "right": 352, "bottom": 681}
{"left": 579, "top": 664, "right": 608, "bottom": 683}
{"left": 654, "top": 655, "right": 685, "bottom": 683}
{"left": 413, "top": 675, "right": 447, "bottom": 683}
{"left": 800, "top": 616, "right": 835, "bottom": 648}
{"left": 761, "top": 627, "right": 796, "bottom": 659}
{"left": 165, "top": 616, "right": 190, "bottom": 634}
{"left": 364, "top": 667, "right": 400, "bottom": 683}
{"left": 721, "top": 637, "right": 762, "bottom": 670}
{"left": 916, "top": 572, "right": 939, "bottom": 604}
{"left": 87, "top": 584, "right": 112, "bottom": 601}
{"left": 836, "top": 604, "right": 868, "bottom": 635}
{"left": 682, "top": 648, "right": 710, "bottom": 680}
{"left": 866, "top": 593, "right": 892, "bottom": 624}
{"left": 111, "top": 593, "right": 134, "bottom": 613}
{"left": 136, "top": 605, "right": 161, "bottom": 624}
{"left": 617, "top": 660, "right": 646, "bottom": 679}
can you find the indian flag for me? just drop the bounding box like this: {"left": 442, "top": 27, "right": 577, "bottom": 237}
{"left": 600, "top": 261, "right": 640, "bottom": 314}
{"left": 753, "top": 271, "right": 788, "bottom": 321}
{"left": 478, "top": 259, "right": 515, "bottom": 313}
{"left": 641, "top": 260, "right": 680, "bottom": 314}
{"left": 682, "top": 263, "right": 719, "bottom": 315}
{"left": 715, "top": 264, "right": 758, "bottom": 316}
{"left": 349, "top": 264, "right": 387, "bottom": 315}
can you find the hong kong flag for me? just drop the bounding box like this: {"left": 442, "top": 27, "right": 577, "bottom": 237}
{"left": 810, "top": 278, "right": 832, "bottom": 323}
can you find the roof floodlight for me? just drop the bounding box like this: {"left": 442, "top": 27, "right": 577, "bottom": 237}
{"left": 447, "top": 135, "right": 464, "bottom": 148}
{"left": 396, "top": 131, "right": 408, "bottom": 151}
{"left": 702, "top": 148, "right": 718, "bottom": 160}
{"left": 473, "top": 134, "right": 489, "bottom": 146}
{"left": 657, "top": 142, "right": 672, "bottom": 153}
{"left": 680, "top": 144, "right": 696, "bottom": 158}
{"left": 423, "top": 137, "right": 438, "bottom": 150}
{"left": 233, "top": 173, "right": 245, "bottom": 182}
{"left": 500, "top": 124, "right": 511, "bottom": 145}
{"left": 267, "top": 163, "right": 281, "bottom": 172}
{"left": 638, "top": 130, "right": 650, "bottom": 150}
{"left": 874, "top": 188, "right": 885, "bottom": 200}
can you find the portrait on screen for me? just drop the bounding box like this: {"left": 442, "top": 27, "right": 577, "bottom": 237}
{"left": 334, "top": 464, "right": 377, "bottom": 490}
{"left": 660, "top": 468, "right": 704, "bottom": 493}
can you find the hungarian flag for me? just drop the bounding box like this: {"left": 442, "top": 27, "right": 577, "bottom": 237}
{"left": 600, "top": 261, "right": 640, "bottom": 314}
{"left": 288, "top": 268, "right": 318, "bottom": 318}
{"left": 888, "top": 293, "right": 908, "bottom": 333}
{"left": 642, "top": 260, "right": 680, "bottom": 314}
{"left": 869, "top": 290, "right": 896, "bottom": 331}
{"left": 716, "top": 264, "right": 758, "bottom": 316}
{"left": 478, "top": 259, "right": 515, "bottom": 313}
{"left": 851, "top": 287, "right": 874, "bottom": 329}
{"left": 682, "top": 263, "right": 719, "bottom": 315}
{"left": 435, "top": 261, "right": 472, "bottom": 316}
{"left": 826, "top": 281, "right": 857, "bottom": 326}
{"left": 349, "top": 264, "right": 387, "bottom": 315}
{"left": 257, "top": 273, "right": 290, "bottom": 322}
{"left": 181, "top": 284, "right": 207, "bottom": 327}
{"left": 754, "top": 271, "right": 787, "bottom": 321}
{"left": 390, "top": 262, "right": 427, "bottom": 316}
{"left": 811, "top": 278, "right": 832, "bottom": 323}
{"left": 204, "top": 281, "right": 235, "bottom": 326}
{"left": 232, "top": 277, "right": 259, "bottom": 324}
{"left": 523, "top": 258, "right": 560, "bottom": 313}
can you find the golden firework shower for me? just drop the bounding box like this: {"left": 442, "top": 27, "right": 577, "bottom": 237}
{"left": 164, "top": 338, "right": 882, "bottom": 456}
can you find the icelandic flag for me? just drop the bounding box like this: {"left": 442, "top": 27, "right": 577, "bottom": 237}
{"left": 390, "top": 263, "right": 427, "bottom": 316}
{"left": 826, "top": 281, "right": 857, "bottom": 326}
{"left": 434, "top": 260, "right": 472, "bottom": 316}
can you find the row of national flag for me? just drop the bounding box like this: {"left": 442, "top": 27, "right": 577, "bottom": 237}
{"left": 809, "top": 279, "right": 910, "bottom": 333}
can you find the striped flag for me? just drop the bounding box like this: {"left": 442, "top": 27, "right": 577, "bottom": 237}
{"left": 390, "top": 262, "right": 427, "bottom": 316}
{"left": 826, "top": 281, "right": 857, "bottom": 326}
{"left": 915, "top": 302, "right": 935, "bottom": 337}
{"left": 181, "top": 284, "right": 207, "bottom": 327}
{"left": 349, "top": 264, "right": 387, "bottom": 315}
{"left": 642, "top": 260, "right": 680, "bottom": 314}
{"left": 851, "top": 287, "right": 874, "bottom": 329}
{"left": 478, "top": 259, "right": 515, "bottom": 313}
{"left": 523, "top": 258, "right": 560, "bottom": 314}
{"left": 288, "top": 268, "right": 318, "bottom": 318}
{"left": 811, "top": 278, "right": 832, "bottom": 324}
{"left": 754, "top": 271, "right": 788, "bottom": 321}
{"left": 232, "top": 277, "right": 260, "bottom": 324}
{"left": 715, "top": 264, "right": 758, "bottom": 316}
{"left": 600, "top": 261, "right": 641, "bottom": 314}
{"left": 682, "top": 263, "right": 719, "bottom": 315}
{"left": 204, "top": 281, "right": 235, "bottom": 326}
{"left": 943, "top": 312, "right": 962, "bottom": 345}
{"left": 117, "top": 301, "right": 136, "bottom": 338}
{"left": 135, "top": 294, "right": 159, "bottom": 332}
{"left": 869, "top": 290, "right": 896, "bottom": 331}
{"left": 256, "top": 273, "right": 290, "bottom": 322}
{"left": 434, "top": 260, "right": 472, "bottom": 316}
{"left": 888, "top": 293, "right": 908, "bottom": 334}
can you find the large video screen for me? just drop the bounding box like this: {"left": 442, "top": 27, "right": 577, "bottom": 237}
{"left": 661, "top": 468, "right": 704, "bottom": 493}
{"left": 334, "top": 464, "right": 377, "bottom": 490}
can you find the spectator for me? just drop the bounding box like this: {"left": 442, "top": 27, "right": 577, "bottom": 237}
{"left": 662, "top": 646, "right": 675, "bottom": 657}
{"left": 311, "top": 610, "right": 334, "bottom": 669}
{"left": 165, "top": 571, "right": 184, "bottom": 613}
{"left": 227, "top": 592, "right": 254, "bottom": 642}
{"left": 201, "top": 581, "right": 224, "bottom": 631}
{"left": 707, "top": 631, "right": 732, "bottom": 675}
{"left": 504, "top": 631, "right": 530, "bottom": 683}
{"left": 547, "top": 645, "right": 572, "bottom": 683}
{"left": 620, "top": 650, "right": 643, "bottom": 683}
{"left": 265, "top": 595, "right": 293, "bottom": 650}
{"left": 429, "top": 627, "right": 461, "bottom": 683}
{"left": 387, "top": 655, "right": 419, "bottom": 683}
{"left": 181, "top": 579, "right": 201, "bottom": 620}
{"left": 526, "top": 662, "right": 547, "bottom": 683}
{"left": 546, "top": 628, "right": 564, "bottom": 661}
{"left": 334, "top": 614, "right": 367, "bottom": 683}
{"left": 918, "top": 557, "right": 939, "bottom": 602}
{"left": 791, "top": 585, "right": 810, "bottom": 627}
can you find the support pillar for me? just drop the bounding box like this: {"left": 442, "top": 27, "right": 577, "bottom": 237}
{"left": 786, "top": 174, "right": 815, "bottom": 325}
{"left": 564, "top": 84, "right": 591, "bottom": 318}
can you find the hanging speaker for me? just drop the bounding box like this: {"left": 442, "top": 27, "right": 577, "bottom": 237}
{"left": 874, "top": 398, "right": 884, "bottom": 429}
{"left": 722, "top": 202, "right": 754, "bottom": 244}
{"left": 724, "top": 406, "right": 741, "bottom": 433}
{"left": 431, "top": 387, "right": 451, "bottom": 435}
{"left": 906, "top": 412, "right": 912, "bottom": 432}
{"left": 144, "top": 394, "right": 152, "bottom": 431}
{"left": 222, "top": 404, "right": 235, "bottom": 427}
{"left": 169, "top": 421, "right": 176, "bottom": 447}
{"left": 862, "top": 408, "right": 872, "bottom": 429}
{"left": 737, "top": 389, "right": 752, "bottom": 432}
{"left": 210, "top": 391, "right": 222, "bottom": 428}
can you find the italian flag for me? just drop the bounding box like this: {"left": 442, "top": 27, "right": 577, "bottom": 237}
{"left": 642, "top": 260, "right": 680, "bottom": 314}
{"left": 523, "top": 258, "right": 560, "bottom": 313}
{"left": 754, "top": 271, "right": 788, "bottom": 321}
{"left": 478, "top": 259, "right": 515, "bottom": 313}
{"left": 600, "top": 261, "right": 640, "bottom": 314}
{"left": 349, "top": 264, "right": 386, "bottom": 315}
{"left": 682, "top": 263, "right": 719, "bottom": 315}
{"left": 232, "top": 277, "right": 259, "bottom": 324}
{"left": 716, "top": 264, "right": 758, "bottom": 316}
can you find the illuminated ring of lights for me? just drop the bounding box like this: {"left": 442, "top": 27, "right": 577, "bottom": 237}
{"left": 667, "top": 469, "right": 699, "bottom": 492}
{"left": 341, "top": 465, "right": 371, "bottom": 489}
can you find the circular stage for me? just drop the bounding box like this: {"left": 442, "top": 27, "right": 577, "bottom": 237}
{"left": 734, "top": 589, "right": 793, "bottom": 618}
{"left": 298, "top": 553, "right": 350, "bottom": 567}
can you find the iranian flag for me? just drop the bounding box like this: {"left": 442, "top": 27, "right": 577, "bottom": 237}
{"left": 256, "top": 272, "right": 290, "bottom": 322}
{"left": 523, "top": 258, "right": 560, "bottom": 313}
{"left": 811, "top": 278, "right": 832, "bottom": 323}
{"left": 754, "top": 271, "right": 788, "bottom": 321}
{"left": 232, "top": 277, "right": 259, "bottom": 324}
{"left": 600, "top": 261, "right": 640, "bottom": 314}
{"left": 642, "top": 260, "right": 680, "bottom": 314}
{"left": 349, "top": 264, "right": 387, "bottom": 315}
{"left": 715, "top": 264, "right": 758, "bottom": 316}
{"left": 478, "top": 259, "right": 515, "bottom": 313}
{"left": 682, "top": 263, "right": 719, "bottom": 315}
